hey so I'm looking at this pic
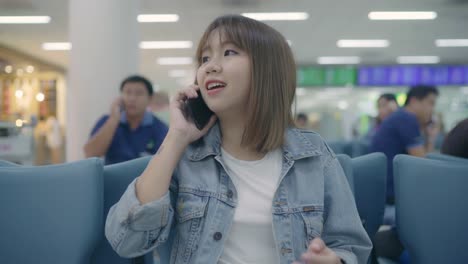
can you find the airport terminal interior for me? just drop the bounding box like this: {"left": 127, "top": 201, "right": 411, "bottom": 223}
{"left": 0, "top": 0, "right": 467, "bottom": 264}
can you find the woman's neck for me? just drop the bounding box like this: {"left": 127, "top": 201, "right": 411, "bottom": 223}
{"left": 219, "top": 114, "right": 265, "bottom": 161}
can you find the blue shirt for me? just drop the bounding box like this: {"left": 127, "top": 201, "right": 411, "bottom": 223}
{"left": 90, "top": 111, "right": 168, "bottom": 165}
{"left": 105, "top": 123, "right": 372, "bottom": 264}
{"left": 370, "top": 109, "right": 423, "bottom": 202}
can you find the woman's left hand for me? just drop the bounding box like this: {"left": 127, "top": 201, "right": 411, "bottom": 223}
{"left": 293, "top": 238, "right": 341, "bottom": 264}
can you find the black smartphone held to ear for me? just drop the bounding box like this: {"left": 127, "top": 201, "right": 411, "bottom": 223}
{"left": 183, "top": 90, "right": 214, "bottom": 130}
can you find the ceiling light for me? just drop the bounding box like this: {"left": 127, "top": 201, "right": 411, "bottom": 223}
{"left": 15, "top": 90, "right": 24, "bottom": 98}
{"left": 317, "top": 56, "right": 361, "bottom": 65}
{"left": 435, "top": 39, "right": 468, "bottom": 47}
{"left": 137, "top": 14, "right": 179, "bottom": 23}
{"left": 368, "top": 12, "right": 437, "bottom": 20}
{"left": 0, "top": 16, "right": 51, "bottom": 24}
{"left": 168, "top": 70, "right": 188, "bottom": 78}
{"left": 42, "top": 42, "right": 71, "bottom": 50}
{"left": 157, "top": 57, "right": 193, "bottom": 65}
{"left": 4, "top": 65, "right": 13, "bottom": 74}
{"left": 26, "top": 65, "right": 34, "bottom": 73}
{"left": 337, "top": 40, "right": 389, "bottom": 48}
{"left": 140, "top": 41, "right": 192, "bottom": 49}
{"left": 241, "top": 12, "right": 309, "bottom": 21}
{"left": 396, "top": 56, "right": 440, "bottom": 64}
{"left": 36, "top": 92, "right": 45, "bottom": 102}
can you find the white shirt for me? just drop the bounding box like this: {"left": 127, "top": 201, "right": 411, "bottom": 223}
{"left": 218, "top": 148, "right": 282, "bottom": 264}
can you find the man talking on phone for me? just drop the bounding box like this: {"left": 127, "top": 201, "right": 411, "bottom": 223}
{"left": 84, "top": 75, "right": 168, "bottom": 165}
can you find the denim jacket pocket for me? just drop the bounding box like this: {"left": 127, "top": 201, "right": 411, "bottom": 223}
{"left": 300, "top": 204, "right": 324, "bottom": 248}
{"left": 174, "top": 192, "right": 209, "bottom": 263}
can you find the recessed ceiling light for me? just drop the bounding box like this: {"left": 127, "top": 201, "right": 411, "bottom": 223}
{"left": 139, "top": 41, "right": 192, "bottom": 49}
{"left": 337, "top": 40, "right": 389, "bottom": 48}
{"left": 137, "top": 14, "right": 179, "bottom": 23}
{"left": 368, "top": 11, "right": 437, "bottom": 20}
{"left": 42, "top": 42, "right": 71, "bottom": 50}
{"left": 157, "top": 57, "right": 193, "bottom": 65}
{"left": 0, "top": 16, "right": 51, "bottom": 24}
{"left": 396, "top": 56, "right": 440, "bottom": 64}
{"left": 241, "top": 12, "right": 309, "bottom": 21}
{"left": 317, "top": 56, "right": 361, "bottom": 64}
{"left": 435, "top": 39, "right": 468, "bottom": 47}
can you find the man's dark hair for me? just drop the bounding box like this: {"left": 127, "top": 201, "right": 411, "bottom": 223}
{"left": 296, "top": 113, "right": 307, "bottom": 121}
{"left": 378, "top": 93, "right": 397, "bottom": 103}
{"left": 404, "top": 85, "right": 438, "bottom": 106}
{"left": 120, "top": 75, "right": 153, "bottom": 96}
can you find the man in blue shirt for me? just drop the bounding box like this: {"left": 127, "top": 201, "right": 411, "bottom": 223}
{"left": 84, "top": 75, "right": 168, "bottom": 165}
{"left": 372, "top": 85, "right": 439, "bottom": 262}
{"left": 371, "top": 85, "right": 439, "bottom": 205}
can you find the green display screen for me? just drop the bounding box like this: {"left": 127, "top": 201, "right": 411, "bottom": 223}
{"left": 297, "top": 66, "right": 357, "bottom": 87}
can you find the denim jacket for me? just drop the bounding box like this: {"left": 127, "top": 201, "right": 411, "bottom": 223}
{"left": 105, "top": 123, "right": 372, "bottom": 263}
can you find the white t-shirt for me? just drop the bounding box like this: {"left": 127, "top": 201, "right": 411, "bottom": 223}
{"left": 218, "top": 148, "right": 282, "bottom": 264}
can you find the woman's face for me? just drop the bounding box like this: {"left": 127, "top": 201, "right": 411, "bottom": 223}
{"left": 196, "top": 29, "right": 252, "bottom": 117}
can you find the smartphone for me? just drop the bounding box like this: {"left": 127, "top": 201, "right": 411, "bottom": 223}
{"left": 183, "top": 90, "right": 214, "bottom": 130}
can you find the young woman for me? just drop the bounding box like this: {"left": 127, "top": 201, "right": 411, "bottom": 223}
{"left": 106, "top": 15, "right": 371, "bottom": 264}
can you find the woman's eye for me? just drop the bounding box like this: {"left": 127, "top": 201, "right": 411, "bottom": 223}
{"left": 224, "top": 50, "right": 238, "bottom": 56}
{"left": 201, "top": 56, "right": 209, "bottom": 63}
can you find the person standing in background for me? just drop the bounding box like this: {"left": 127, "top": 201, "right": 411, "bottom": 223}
{"left": 84, "top": 75, "right": 168, "bottom": 165}
{"left": 365, "top": 93, "right": 399, "bottom": 141}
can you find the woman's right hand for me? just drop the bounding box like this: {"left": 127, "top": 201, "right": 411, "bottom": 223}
{"left": 168, "top": 85, "right": 217, "bottom": 145}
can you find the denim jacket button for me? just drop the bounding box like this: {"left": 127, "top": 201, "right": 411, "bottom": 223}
{"left": 227, "top": 190, "right": 233, "bottom": 199}
{"left": 213, "top": 232, "right": 223, "bottom": 241}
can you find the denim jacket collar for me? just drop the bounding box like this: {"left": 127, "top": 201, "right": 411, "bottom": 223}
{"left": 186, "top": 122, "right": 322, "bottom": 161}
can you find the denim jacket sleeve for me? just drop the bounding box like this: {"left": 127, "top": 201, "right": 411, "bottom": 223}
{"left": 104, "top": 174, "right": 178, "bottom": 258}
{"left": 322, "top": 151, "right": 373, "bottom": 264}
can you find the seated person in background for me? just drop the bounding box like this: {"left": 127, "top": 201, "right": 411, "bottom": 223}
{"left": 373, "top": 86, "right": 439, "bottom": 263}
{"left": 295, "top": 112, "right": 309, "bottom": 129}
{"left": 371, "top": 85, "right": 439, "bottom": 207}
{"left": 441, "top": 118, "right": 468, "bottom": 158}
{"left": 365, "top": 93, "right": 398, "bottom": 141}
{"left": 84, "top": 75, "right": 168, "bottom": 165}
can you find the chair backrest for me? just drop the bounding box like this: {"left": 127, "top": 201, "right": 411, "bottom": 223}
{"left": 394, "top": 155, "right": 468, "bottom": 264}
{"left": 336, "top": 154, "right": 355, "bottom": 195}
{"left": 327, "top": 140, "right": 347, "bottom": 155}
{"left": 0, "top": 159, "right": 20, "bottom": 166}
{"left": 351, "top": 152, "right": 387, "bottom": 240}
{"left": 91, "top": 156, "right": 154, "bottom": 264}
{"left": 0, "top": 158, "right": 104, "bottom": 264}
{"left": 426, "top": 152, "right": 468, "bottom": 163}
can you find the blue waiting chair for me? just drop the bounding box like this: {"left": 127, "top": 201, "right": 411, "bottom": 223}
{"left": 0, "top": 158, "right": 104, "bottom": 264}
{"left": 351, "top": 153, "right": 387, "bottom": 240}
{"left": 0, "top": 159, "right": 19, "bottom": 166}
{"left": 91, "top": 156, "right": 155, "bottom": 264}
{"left": 337, "top": 154, "right": 355, "bottom": 195}
{"left": 394, "top": 155, "right": 468, "bottom": 264}
{"left": 426, "top": 152, "right": 468, "bottom": 163}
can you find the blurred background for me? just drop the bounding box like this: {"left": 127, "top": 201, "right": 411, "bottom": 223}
{"left": 0, "top": 0, "right": 467, "bottom": 165}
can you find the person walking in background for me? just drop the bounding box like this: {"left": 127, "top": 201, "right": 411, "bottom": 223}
{"left": 84, "top": 75, "right": 168, "bottom": 165}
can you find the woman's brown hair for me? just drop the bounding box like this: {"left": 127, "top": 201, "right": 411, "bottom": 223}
{"left": 195, "top": 15, "right": 296, "bottom": 153}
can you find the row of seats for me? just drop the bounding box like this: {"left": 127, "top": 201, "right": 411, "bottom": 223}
{"left": 328, "top": 140, "right": 371, "bottom": 158}
{"left": 393, "top": 154, "right": 468, "bottom": 264}
{"left": 0, "top": 157, "right": 155, "bottom": 264}
{"left": 0, "top": 152, "right": 465, "bottom": 264}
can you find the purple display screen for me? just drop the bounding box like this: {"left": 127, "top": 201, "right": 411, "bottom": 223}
{"left": 358, "top": 65, "right": 468, "bottom": 86}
